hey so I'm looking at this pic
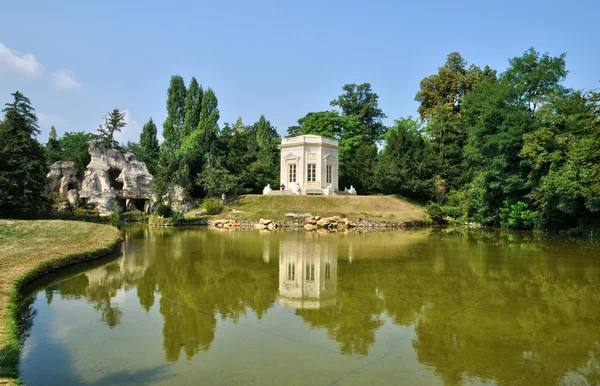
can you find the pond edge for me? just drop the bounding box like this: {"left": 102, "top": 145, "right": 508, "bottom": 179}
{"left": 0, "top": 230, "right": 122, "bottom": 385}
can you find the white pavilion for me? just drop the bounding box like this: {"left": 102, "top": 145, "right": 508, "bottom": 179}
{"left": 277, "top": 135, "right": 341, "bottom": 195}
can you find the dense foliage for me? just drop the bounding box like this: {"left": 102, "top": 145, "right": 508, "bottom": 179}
{"left": 1, "top": 46, "right": 597, "bottom": 231}
{"left": 0, "top": 92, "right": 48, "bottom": 218}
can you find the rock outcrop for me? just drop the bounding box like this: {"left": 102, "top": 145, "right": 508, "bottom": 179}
{"left": 163, "top": 185, "right": 195, "bottom": 213}
{"left": 79, "top": 141, "right": 156, "bottom": 216}
{"left": 47, "top": 161, "right": 79, "bottom": 196}
{"left": 255, "top": 218, "right": 278, "bottom": 230}
{"left": 304, "top": 216, "right": 357, "bottom": 231}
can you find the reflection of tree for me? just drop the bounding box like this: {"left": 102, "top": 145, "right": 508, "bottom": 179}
{"left": 47, "top": 228, "right": 279, "bottom": 362}
{"left": 37, "top": 227, "right": 600, "bottom": 384}
{"left": 296, "top": 261, "right": 384, "bottom": 356}
{"left": 380, "top": 229, "right": 600, "bottom": 386}
{"left": 17, "top": 296, "right": 37, "bottom": 345}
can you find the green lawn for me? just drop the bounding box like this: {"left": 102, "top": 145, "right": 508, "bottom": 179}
{"left": 207, "top": 194, "right": 428, "bottom": 222}
{"left": 0, "top": 220, "right": 120, "bottom": 384}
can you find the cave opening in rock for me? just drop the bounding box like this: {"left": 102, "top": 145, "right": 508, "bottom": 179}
{"left": 127, "top": 198, "right": 148, "bottom": 212}
{"left": 108, "top": 168, "right": 124, "bottom": 190}
{"left": 67, "top": 182, "right": 77, "bottom": 191}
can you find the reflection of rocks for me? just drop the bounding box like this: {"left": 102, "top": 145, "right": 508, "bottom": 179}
{"left": 79, "top": 141, "right": 156, "bottom": 216}
{"left": 278, "top": 237, "right": 337, "bottom": 309}
{"left": 47, "top": 161, "right": 79, "bottom": 196}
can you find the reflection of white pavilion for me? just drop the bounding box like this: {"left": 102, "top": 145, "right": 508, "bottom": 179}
{"left": 278, "top": 239, "right": 337, "bottom": 309}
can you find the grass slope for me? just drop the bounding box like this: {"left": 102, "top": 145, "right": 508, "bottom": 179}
{"left": 225, "top": 194, "right": 428, "bottom": 222}
{"left": 0, "top": 220, "right": 121, "bottom": 384}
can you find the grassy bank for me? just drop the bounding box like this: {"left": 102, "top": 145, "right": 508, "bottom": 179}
{"left": 205, "top": 194, "right": 428, "bottom": 223}
{"left": 0, "top": 220, "right": 121, "bottom": 384}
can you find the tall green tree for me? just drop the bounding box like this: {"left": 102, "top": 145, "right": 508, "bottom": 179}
{"left": 330, "top": 83, "right": 387, "bottom": 143}
{"left": 139, "top": 117, "right": 160, "bottom": 175}
{"left": 415, "top": 53, "right": 486, "bottom": 188}
{"left": 375, "top": 117, "right": 437, "bottom": 198}
{"left": 162, "top": 75, "right": 187, "bottom": 151}
{"left": 254, "top": 115, "right": 280, "bottom": 188}
{"left": 97, "top": 108, "right": 126, "bottom": 148}
{"left": 46, "top": 125, "right": 62, "bottom": 164}
{"left": 0, "top": 92, "right": 47, "bottom": 218}
{"left": 60, "top": 132, "right": 97, "bottom": 172}
{"left": 463, "top": 48, "right": 568, "bottom": 225}
{"left": 182, "top": 77, "right": 202, "bottom": 139}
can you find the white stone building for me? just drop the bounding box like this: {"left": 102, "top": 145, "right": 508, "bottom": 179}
{"left": 278, "top": 135, "right": 340, "bottom": 195}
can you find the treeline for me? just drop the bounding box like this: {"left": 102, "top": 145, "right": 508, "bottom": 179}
{"left": 2, "top": 47, "right": 599, "bottom": 231}
{"left": 288, "top": 49, "right": 600, "bottom": 231}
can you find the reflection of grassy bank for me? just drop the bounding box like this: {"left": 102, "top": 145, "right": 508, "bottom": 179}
{"left": 0, "top": 220, "right": 121, "bottom": 384}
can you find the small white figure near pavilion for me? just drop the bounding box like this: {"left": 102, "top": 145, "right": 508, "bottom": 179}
{"left": 277, "top": 135, "right": 339, "bottom": 195}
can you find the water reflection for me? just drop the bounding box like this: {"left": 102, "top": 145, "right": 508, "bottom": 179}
{"left": 19, "top": 227, "right": 600, "bottom": 385}
{"left": 278, "top": 236, "right": 337, "bottom": 309}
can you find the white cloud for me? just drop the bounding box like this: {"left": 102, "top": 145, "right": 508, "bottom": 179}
{"left": 52, "top": 69, "right": 82, "bottom": 89}
{"left": 0, "top": 42, "right": 43, "bottom": 78}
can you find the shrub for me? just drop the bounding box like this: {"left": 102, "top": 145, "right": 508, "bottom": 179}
{"left": 426, "top": 202, "right": 446, "bottom": 224}
{"left": 499, "top": 200, "right": 538, "bottom": 229}
{"left": 202, "top": 197, "right": 223, "bottom": 215}
{"left": 170, "top": 211, "right": 183, "bottom": 225}
{"left": 154, "top": 204, "right": 173, "bottom": 217}
{"left": 121, "top": 209, "right": 148, "bottom": 222}
{"left": 109, "top": 202, "right": 122, "bottom": 229}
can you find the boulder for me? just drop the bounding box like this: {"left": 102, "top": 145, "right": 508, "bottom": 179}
{"left": 67, "top": 189, "right": 79, "bottom": 208}
{"left": 79, "top": 141, "right": 155, "bottom": 216}
{"left": 305, "top": 217, "right": 317, "bottom": 225}
{"left": 165, "top": 185, "right": 195, "bottom": 213}
{"left": 47, "top": 161, "right": 79, "bottom": 197}
{"left": 304, "top": 223, "right": 317, "bottom": 231}
{"left": 191, "top": 209, "right": 207, "bottom": 217}
{"left": 316, "top": 218, "right": 331, "bottom": 227}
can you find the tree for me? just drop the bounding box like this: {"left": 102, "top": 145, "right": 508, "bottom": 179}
{"left": 0, "top": 92, "right": 47, "bottom": 218}
{"left": 182, "top": 77, "right": 202, "bottom": 139}
{"left": 503, "top": 48, "right": 567, "bottom": 114}
{"left": 254, "top": 115, "right": 280, "bottom": 188}
{"left": 162, "top": 75, "right": 187, "bottom": 151}
{"left": 59, "top": 132, "right": 97, "bottom": 172}
{"left": 46, "top": 125, "right": 62, "bottom": 164}
{"left": 97, "top": 108, "right": 126, "bottom": 148}
{"left": 196, "top": 163, "right": 243, "bottom": 197}
{"left": 330, "top": 83, "right": 387, "bottom": 143}
{"left": 462, "top": 48, "right": 568, "bottom": 225}
{"left": 415, "top": 53, "right": 485, "bottom": 120}
{"left": 139, "top": 117, "right": 160, "bottom": 175}
{"left": 374, "top": 117, "right": 437, "bottom": 198}
{"left": 414, "top": 53, "right": 486, "bottom": 188}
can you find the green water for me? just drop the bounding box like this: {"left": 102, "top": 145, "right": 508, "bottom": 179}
{"left": 18, "top": 227, "right": 600, "bottom": 385}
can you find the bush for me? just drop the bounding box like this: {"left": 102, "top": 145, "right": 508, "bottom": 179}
{"left": 426, "top": 202, "right": 446, "bottom": 224}
{"left": 109, "top": 202, "right": 122, "bottom": 229}
{"left": 154, "top": 204, "right": 173, "bottom": 217}
{"left": 499, "top": 200, "right": 538, "bottom": 229}
{"left": 202, "top": 197, "right": 223, "bottom": 215}
{"left": 121, "top": 210, "right": 148, "bottom": 223}
{"left": 170, "top": 211, "right": 183, "bottom": 225}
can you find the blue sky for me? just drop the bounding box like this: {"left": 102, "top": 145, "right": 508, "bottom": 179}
{"left": 1, "top": 0, "right": 599, "bottom": 143}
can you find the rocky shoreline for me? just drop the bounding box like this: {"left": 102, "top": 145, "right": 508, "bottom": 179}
{"left": 149, "top": 216, "right": 429, "bottom": 229}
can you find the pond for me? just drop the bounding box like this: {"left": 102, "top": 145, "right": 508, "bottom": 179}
{"left": 18, "top": 227, "right": 600, "bottom": 385}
